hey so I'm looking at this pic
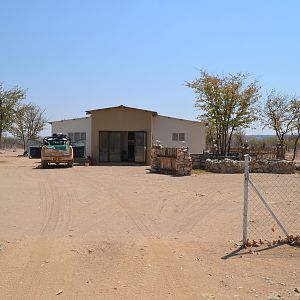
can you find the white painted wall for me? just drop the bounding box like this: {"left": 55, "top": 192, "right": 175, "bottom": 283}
{"left": 51, "top": 117, "right": 91, "bottom": 157}
{"left": 50, "top": 114, "right": 206, "bottom": 158}
{"left": 152, "top": 115, "right": 206, "bottom": 153}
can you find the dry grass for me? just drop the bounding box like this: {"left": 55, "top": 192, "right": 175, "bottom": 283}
{"left": 192, "top": 169, "right": 211, "bottom": 175}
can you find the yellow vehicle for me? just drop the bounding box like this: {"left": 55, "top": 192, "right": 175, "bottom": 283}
{"left": 41, "top": 134, "right": 74, "bottom": 168}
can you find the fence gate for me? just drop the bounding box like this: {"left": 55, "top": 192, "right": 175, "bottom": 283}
{"left": 243, "top": 154, "right": 300, "bottom": 245}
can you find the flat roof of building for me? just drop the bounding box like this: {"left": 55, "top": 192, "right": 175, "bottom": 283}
{"left": 49, "top": 116, "right": 90, "bottom": 124}
{"left": 157, "top": 114, "right": 208, "bottom": 125}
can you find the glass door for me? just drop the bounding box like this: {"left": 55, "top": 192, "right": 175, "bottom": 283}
{"left": 100, "top": 131, "right": 146, "bottom": 163}
{"left": 109, "top": 132, "right": 121, "bottom": 161}
{"left": 134, "top": 132, "right": 146, "bottom": 163}
{"left": 99, "top": 132, "right": 109, "bottom": 161}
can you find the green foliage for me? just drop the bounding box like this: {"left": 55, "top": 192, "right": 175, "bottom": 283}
{"left": 186, "top": 71, "right": 260, "bottom": 155}
{"left": 0, "top": 83, "right": 26, "bottom": 146}
{"left": 0, "top": 82, "right": 47, "bottom": 151}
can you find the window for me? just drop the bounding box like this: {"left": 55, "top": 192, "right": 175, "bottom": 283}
{"left": 172, "top": 133, "right": 185, "bottom": 141}
{"left": 81, "top": 132, "right": 86, "bottom": 141}
{"left": 74, "top": 132, "right": 80, "bottom": 142}
{"left": 67, "top": 132, "right": 86, "bottom": 143}
{"left": 172, "top": 133, "right": 178, "bottom": 141}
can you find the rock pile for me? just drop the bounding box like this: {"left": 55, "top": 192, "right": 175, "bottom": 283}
{"left": 251, "top": 160, "right": 295, "bottom": 173}
{"left": 151, "top": 146, "right": 192, "bottom": 176}
{"left": 206, "top": 159, "right": 244, "bottom": 174}
{"left": 175, "top": 147, "right": 193, "bottom": 176}
{"left": 205, "top": 159, "right": 295, "bottom": 174}
{"left": 150, "top": 145, "right": 163, "bottom": 172}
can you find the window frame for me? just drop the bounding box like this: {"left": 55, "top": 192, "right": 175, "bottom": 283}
{"left": 80, "top": 132, "right": 86, "bottom": 141}
{"left": 179, "top": 133, "right": 185, "bottom": 141}
{"left": 172, "top": 133, "right": 179, "bottom": 141}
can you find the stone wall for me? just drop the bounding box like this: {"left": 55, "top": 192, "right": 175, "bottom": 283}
{"left": 151, "top": 146, "right": 192, "bottom": 176}
{"left": 150, "top": 145, "right": 163, "bottom": 172}
{"left": 205, "top": 159, "right": 296, "bottom": 174}
{"left": 205, "top": 159, "right": 244, "bottom": 174}
{"left": 175, "top": 148, "right": 193, "bottom": 176}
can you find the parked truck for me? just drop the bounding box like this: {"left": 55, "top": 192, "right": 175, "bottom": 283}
{"left": 41, "top": 134, "right": 74, "bottom": 168}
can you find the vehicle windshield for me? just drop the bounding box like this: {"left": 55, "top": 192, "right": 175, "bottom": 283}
{"left": 45, "top": 138, "right": 70, "bottom": 146}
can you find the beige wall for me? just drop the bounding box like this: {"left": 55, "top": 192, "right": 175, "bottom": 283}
{"left": 152, "top": 115, "right": 206, "bottom": 153}
{"left": 90, "top": 107, "right": 153, "bottom": 164}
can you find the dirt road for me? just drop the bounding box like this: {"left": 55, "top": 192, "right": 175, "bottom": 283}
{"left": 0, "top": 151, "right": 299, "bottom": 299}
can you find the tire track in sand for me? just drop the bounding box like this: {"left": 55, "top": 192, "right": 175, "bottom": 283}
{"left": 71, "top": 171, "right": 198, "bottom": 299}
{"left": 12, "top": 169, "right": 73, "bottom": 300}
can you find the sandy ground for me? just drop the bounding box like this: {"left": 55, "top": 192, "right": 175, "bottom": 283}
{"left": 0, "top": 150, "right": 299, "bottom": 300}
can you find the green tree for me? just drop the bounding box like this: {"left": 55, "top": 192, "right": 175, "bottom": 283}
{"left": 11, "top": 103, "right": 47, "bottom": 152}
{"left": 186, "top": 71, "right": 260, "bottom": 155}
{"left": 0, "top": 83, "right": 26, "bottom": 147}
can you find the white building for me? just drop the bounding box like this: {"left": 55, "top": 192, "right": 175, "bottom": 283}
{"left": 50, "top": 117, "right": 92, "bottom": 157}
{"left": 50, "top": 106, "right": 207, "bottom": 163}
{"left": 152, "top": 115, "right": 206, "bottom": 154}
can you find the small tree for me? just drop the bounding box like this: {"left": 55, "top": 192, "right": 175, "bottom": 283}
{"left": 0, "top": 83, "right": 26, "bottom": 147}
{"left": 25, "top": 103, "right": 47, "bottom": 141}
{"left": 186, "top": 71, "right": 260, "bottom": 155}
{"left": 12, "top": 104, "right": 27, "bottom": 152}
{"left": 11, "top": 103, "right": 47, "bottom": 152}
{"left": 290, "top": 99, "right": 300, "bottom": 160}
{"left": 261, "top": 90, "right": 298, "bottom": 149}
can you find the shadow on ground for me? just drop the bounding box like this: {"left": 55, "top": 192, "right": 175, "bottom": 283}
{"left": 221, "top": 242, "right": 298, "bottom": 260}
{"left": 33, "top": 163, "right": 85, "bottom": 169}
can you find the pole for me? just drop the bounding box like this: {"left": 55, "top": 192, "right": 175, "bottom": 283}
{"left": 243, "top": 154, "right": 250, "bottom": 246}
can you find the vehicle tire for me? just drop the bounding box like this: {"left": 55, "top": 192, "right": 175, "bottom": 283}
{"left": 41, "top": 161, "right": 48, "bottom": 169}
{"left": 67, "top": 160, "right": 74, "bottom": 168}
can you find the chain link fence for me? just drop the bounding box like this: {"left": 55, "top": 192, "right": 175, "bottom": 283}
{"left": 243, "top": 155, "right": 300, "bottom": 246}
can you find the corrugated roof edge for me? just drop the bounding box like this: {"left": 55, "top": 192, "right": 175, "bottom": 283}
{"left": 48, "top": 116, "right": 90, "bottom": 124}
{"left": 85, "top": 105, "right": 157, "bottom": 115}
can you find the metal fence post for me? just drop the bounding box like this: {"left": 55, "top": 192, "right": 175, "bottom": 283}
{"left": 243, "top": 154, "right": 250, "bottom": 246}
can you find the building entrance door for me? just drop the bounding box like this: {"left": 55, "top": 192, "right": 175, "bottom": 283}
{"left": 99, "top": 131, "right": 146, "bottom": 163}
{"left": 134, "top": 132, "right": 146, "bottom": 163}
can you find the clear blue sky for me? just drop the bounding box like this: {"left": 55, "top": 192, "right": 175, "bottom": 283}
{"left": 1, "top": 0, "right": 299, "bottom": 135}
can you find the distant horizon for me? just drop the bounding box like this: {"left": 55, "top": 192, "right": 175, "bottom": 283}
{"left": 1, "top": 132, "right": 279, "bottom": 141}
